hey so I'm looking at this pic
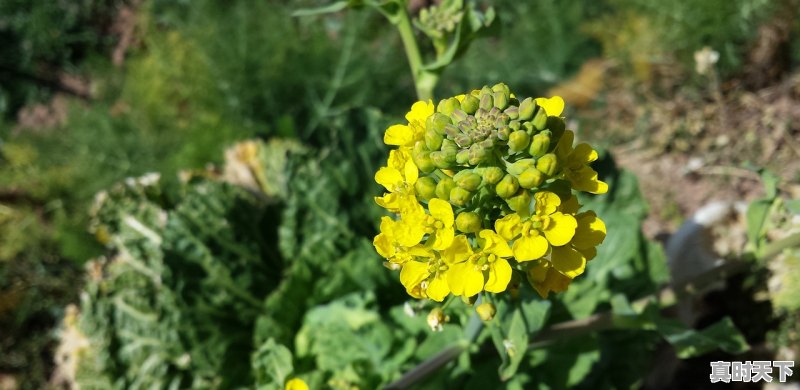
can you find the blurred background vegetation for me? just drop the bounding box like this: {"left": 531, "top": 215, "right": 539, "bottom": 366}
{"left": 1, "top": 0, "right": 799, "bottom": 388}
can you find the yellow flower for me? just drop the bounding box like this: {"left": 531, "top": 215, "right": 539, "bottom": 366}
{"left": 375, "top": 149, "right": 420, "bottom": 213}
{"left": 526, "top": 260, "right": 572, "bottom": 298}
{"left": 495, "top": 192, "right": 577, "bottom": 265}
{"left": 445, "top": 231, "right": 514, "bottom": 297}
{"left": 399, "top": 252, "right": 451, "bottom": 302}
{"left": 383, "top": 100, "right": 434, "bottom": 147}
{"left": 534, "top": 96, "right": 565, "bottom": 117}
{"left": 285, "top": 378, "right": 308, "bottom": 390}
{"left": 558, "top": 195, "right": 607, "bottom": 261}
{"left": 372, "top": 216, "right": 427, "bottom": 264}
{"left": 555, "top": 131, "right": 608, "bottom": 194}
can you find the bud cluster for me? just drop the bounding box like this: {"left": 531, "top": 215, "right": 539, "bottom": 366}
{"left": 374, "top": 84, "right": 608, "bottom": 303}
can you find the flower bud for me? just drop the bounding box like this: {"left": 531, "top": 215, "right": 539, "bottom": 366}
{"left": 435, "top": 177, "right": 456, "bottom": 200}
{"left": 468, "top": 145, "right": 489, "bottom": 165}
{"left": 441, "top": 139, "right": 459, "bottom": 154}
{"left": 495, "top": 174, "right": 519, "bottom": 199}
{"left": 427, "top": 307, "right": 448, "bottom": 332}
{"left": 529, "top": 131, "right": 551, "bottom": 157}
{"left": 518, "top": 168, "right": 544, "bottom": 189}
{"left": 437, "top": 98, "right": 460, "bottom": 115}
{"left": 455, "top": 211, "right": 482, "bottom": 233}
{"left": 532, "top": 105, "right": 548, "bottom": 131}
{"left": 431, "top": 151, "right": 455, "bottom": 169}
{"left": 497, "top": 126, "right": 511, "bottom": 141}
{"left": 507, "top": 159, "right": 536, "bottom": 176}
{"left": 536, "top": 153, "right": 559, "bottom": 176}
{"left": 454, "top": 133, "right": 471, "bottom": 148}
{"left": 491, "top": 82, "right": 510, "bottom": 95}
{"left": 456, "top": 150, "right": 470, "bottom": 165}
{"left": 425, "top": 128, "right": 444, "bottom": 151}
{"left": 518, "top": 97, "right": 535, "bottom": 121}
{"left": 481, "top": 166, "right": 504, "bottom": 185}
{"left": 493, "top": 91, "right": 509, "bottom": 110}
{"left": 504, "top": 106, "right": 519, "bottom": 120}
{"left": 454, "top": 170, "right": 482, "bottom": 191}
{"left": 460, "top": 94, "right": 480, "bottom": 115}
{"left": 444, "top": 124, "right": 460, "bottom": 138}
{"left": 412, "top": 151, "right": 436, "bottom": 173}
{"left": 415, "top": 176, "right": 438, "bottom": 200}
{"left": 479, "top": 93, "right": 494, "bottom": 111}
{"left": 506, "top": 189, "right": 531, "bottom": 214}
{"left": 449, "top": 187, "right": 473, "bottom": 207}
{"left": 451, "top": 109, "right": 468, "bottom": 123}
{"left": 476, "top": 302, "right": 496, "bottom": 321}
{"left": 508, "top": 130, "right": 530, "bottom": 153}
{"left": 508, "top": 120, "right": 521, "bottom": 132}
{"left": 427, "top": 113, "right": 452, "bottom": 136}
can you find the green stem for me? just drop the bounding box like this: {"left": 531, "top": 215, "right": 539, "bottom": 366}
{"left": 394, "top": 3, "right": 438, "bottom": 101}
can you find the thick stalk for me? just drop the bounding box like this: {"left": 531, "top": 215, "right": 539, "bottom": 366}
{"left": 395, "top": 4, "right": 438, "bottom": 101}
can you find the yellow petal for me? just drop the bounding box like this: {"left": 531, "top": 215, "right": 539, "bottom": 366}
{"left": 375, "top": 167, "right": 403, "bottom": 191}
{"left": 543, "top": 212, "right": 577, "bottom": 246}
{"left": 426, "top": 272, "right": 450, "bottom": 302}
{"left": 441, "top": 235, "right": 473, "bottom": 265}
{"left": 428, "top": 198, "right": 454, "bottom": 226}
{"left": 534, "top": 96, "right": 565, "bottom": 117}
{"left": 572, "top": 143, "right": 598, "bottom": 164}
{"left": 404, "top": 159, "right": 418, "bottom": 185}
{"left": 285, "top": 378, "right": 309, "bottom": 390}
{"left": 572, "top": 211, "right": 606, "bottom": 249}
{"left": 555, "top": 130, "right": 575, "bottom": 160}
{"left": 484, "top": 258, "right": 512, "bottom": 293}
{"left": 479, "top": 229, "right": 513, "bottom": 258}
{"left": 559, "top": 195, "right": 581, "bottom": 215}
{"left": 513, "top": 235, "right": 548, "bottom": 261}
{"left": 373, "top": 233, "right": 394, "bottom": 259}
{"left": 429, "top": 226, "right": 454, "bottom": 251}
{"left": 384, "top": 124, "right": 413, "bottom": 146}
{"left": 388, "top": 149, "right": 408, "bottom": 171}
{"left": 530, "top": 267, "right": 572, "bottom": 298}
{"left": 494, "top": 213, "right": 521, "bottom": 241}
{"left": 569, "top": 167, "right": 608, "bottom": 195}
{"left": 394, "top": 220, "right": 426, "bottom": 248}
{"left": 447, "top": 261, "right": 484, "bottom": 297}
{"left": 526, "top": 261, "right": 549, "bottom": 283}
{"left": 400, "top": 260, "right": 430, "bottom": 291}
{"left": 406, "top": 100, "right": 434, "bottom": 123}
{"left": 550, "top": 245, "right": 586, "bottom": 278}
{"left": 533, "top": 191, "right": 561, "bottom": 216}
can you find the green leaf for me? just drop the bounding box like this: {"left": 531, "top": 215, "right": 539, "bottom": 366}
{"left": 499, "top": 308, "right": 529, "bottom": 380}
{"left": 746, "top": 199, "right": 773, "bottom": 249}
{"left": 291, "top": 1, "right": 350, "bottom": 17}
{"left": 655, "top": 317, "right": 749, "bottom": 358}
{"left": 252, "top": 339, "right": 294, "bottom": 388}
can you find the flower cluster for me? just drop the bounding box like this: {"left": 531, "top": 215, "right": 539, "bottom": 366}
{"left": 374, "top": 84, "right": 607, "bottom": 301}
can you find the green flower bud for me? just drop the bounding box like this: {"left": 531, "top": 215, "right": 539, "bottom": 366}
{"left": 491, "top": 82, "right": 510, "bottom": 96}
{"left": 508, "top": 130, "right": 530, "bottom": 153}
{"left": 437, "top": 97, "right": 460, "bottom": 115}
{"left": 493, "top": 91, "right": 509, "bottom": 110}
{"left": 454, "top": 170, "right": 482, "bottom": 191}
{"left": 506, "top": 189, "right": 531, "bottom": 214}
{"left": 494, "top": 113, "right": 511, "bottom": 128}
{"left": 476, "top": 302, "right": 497, "bottom": 321}
{"left": 518, "top": 168, "right": 544, "bottom": 189}
{"left": 454, "top": 134, "right": 472, "bottom": 148}
{"left": 497, "top": 126, "right": 511, "bottom": 141}
{"left": 518, "top": 97, "right": 535, "bottom": 121}
{"left": 441, "top": 139, "right": 459, "bottom": 154}
{"left": 508, "top": 120, "right": 521, "bottom": 132}
{"left": 479, "top": 93, "right": 494, "bottom": 111}
{"left": 435, "top": 177, "right": 456, "bottom": 200}
{"left": 529, "top": 131, "right": 551, "bottom": 157}
{"left": 451, "top": 109, "right": 468, "bottom": 123}
{"left": 412, "top": 150, "right": 436, "bottom": 173}
{"left": 431, "top": 151, "right": 455, "bottom": 169}
{"left": 482, "top": 166, "right": 504, "bottom": 185}
{"left": 456, "top": 150, "right": 470, "bottom": 165}
{"left": 532, "top": 105, "right": 548, "bottom": 131}
{"left": 507, "top": 159, "right": 536, "bottom": 176}
{"left": 460, "top": 94, "right": 480, "bottom": 114}
{"left": 495, "top": 174, "right": 519, "bottom": 199}
{"left": 468, "top": 145, "right": 489, "bottom": 165}
{"left": 455, "top": 212, "right": 482, "bottom": 233}
{"left": 425, "top": 128, "right": 444, "bottom": 151}
{"left": 449, "top": 187, "right": 473, "bottom": 207}
{"left": 536, "top": 153, "right": 559, "bottom": 176}
{"left": 415, "top": 176, "right": 438, "bottom": 200}
{"left": 504, "top": 106, "right": 519, "bottom": 120}
{"left": 427, "top": 113, "right": 452, "bottom": 136}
